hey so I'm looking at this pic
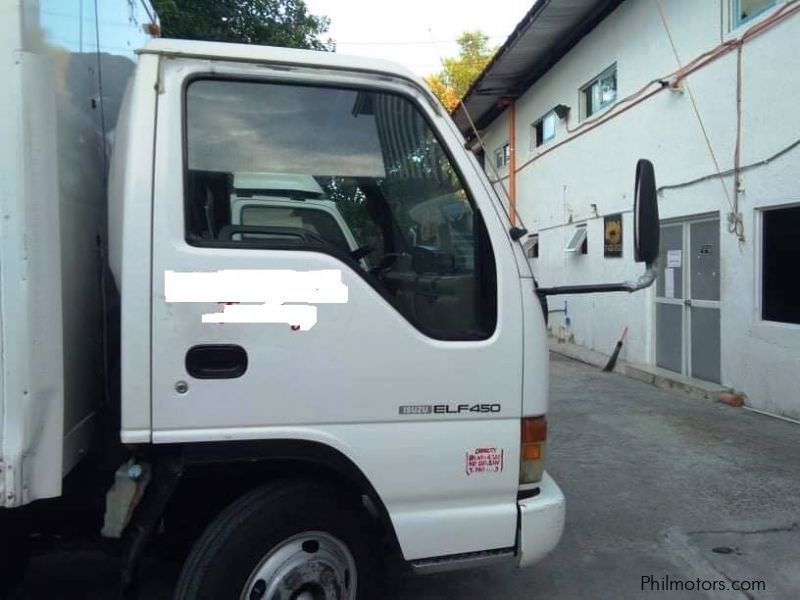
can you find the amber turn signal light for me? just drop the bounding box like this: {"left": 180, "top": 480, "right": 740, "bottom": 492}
{"left": 521, "top": 416, "right": 547, "bottom": 443}
{"left": 520, "top": 416, "right": 547, "bottom": 484}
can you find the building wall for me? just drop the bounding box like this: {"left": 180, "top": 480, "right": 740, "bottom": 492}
{"left": 480, "top": 0, "right": 800, "bottom": 418}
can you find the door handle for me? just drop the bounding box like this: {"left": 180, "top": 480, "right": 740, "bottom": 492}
{"left": 185, "top": 344, "right": 248, "bottom": 379}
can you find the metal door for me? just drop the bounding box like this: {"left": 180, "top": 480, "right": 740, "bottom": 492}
{"left": 655, "top": 216, "right": 720, "bottom": 382}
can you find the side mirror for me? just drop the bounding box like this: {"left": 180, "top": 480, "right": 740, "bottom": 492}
{"left": 633, "top": 159, "right": 660, "bottom": 264}
{"left": 536, "top": 158, "right": 662, "bottom": 298}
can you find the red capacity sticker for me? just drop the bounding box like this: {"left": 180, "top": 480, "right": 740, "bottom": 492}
{"left": 465, "top": 447, "right": 504, "bottom": 476}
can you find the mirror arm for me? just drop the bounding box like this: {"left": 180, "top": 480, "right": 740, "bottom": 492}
{"left": 621, "top": 257, "right": 659, "bottom": 292}
{"left": 536, "top": 258, "right": 659, "bottom": 297}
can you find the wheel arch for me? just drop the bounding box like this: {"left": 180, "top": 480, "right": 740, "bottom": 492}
{"left": 158, "top": 439, "right": 401, "bottom": 557}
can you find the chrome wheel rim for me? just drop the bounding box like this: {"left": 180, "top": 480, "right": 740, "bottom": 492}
{"left": 241, "top": 531, "right": 357, "bottom": 600}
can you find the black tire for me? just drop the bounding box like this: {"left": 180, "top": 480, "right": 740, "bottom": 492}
{"left": 0, "top": 520, "right": 29, "bottom": 599}
{"left": 173, "top": 479, "right": 379, "bottom": 600}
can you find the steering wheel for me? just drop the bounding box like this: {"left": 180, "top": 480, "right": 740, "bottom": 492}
{"left": 300, "top": 230, "right": 375, "bottom": 264}
{"left": 261, "top": 228, "right": 375, "bottom": 269}
{"left": 368, "top": 253, "right": 398, "bottom": 277}
{"left": 349, "top": 244, "right": 374, "bottom": 261}
{"left": 299, "top": 230, "right": 367, "bottom": 261}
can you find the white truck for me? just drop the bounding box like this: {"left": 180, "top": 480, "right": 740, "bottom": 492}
{"left": 228, "top": 172, "right": 366, "bottom": 256}
{"left": 0, "top": 2, "right": 661, "bottom": 597}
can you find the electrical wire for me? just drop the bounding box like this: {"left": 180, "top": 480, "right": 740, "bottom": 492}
{"left": 495, "top": 0, "right": 800, "bottom": 171}
{"left": 658, "top": 0, "right": 800, "bottom": 241}
{"left": 425, "top": 27, "right": 532, "bottom": 234}
{"left": 657, "top": 136, "right": 800, "bottom": 193}
{"left": 564, "top": 74, "right": 666, "bottom": 137}
{"left": 484, "top": 0, "right": 800, "bottom": 244}
{"left": 458, "top": 101, "right": 531, "bottom": 234}
{"left": 654, "top": 0, "right": 741, "bottom": 241}
{"left": 92, "top": 0, "right": 112, "bottom": 422}
{"left": 733, "top": 43, "right": 745, "bottom": 240}
{"left": 93, "top": 0, "right": 109, "bottom": 186}
{"left": 507, "top": 84, "right": 663, "bottom": 177}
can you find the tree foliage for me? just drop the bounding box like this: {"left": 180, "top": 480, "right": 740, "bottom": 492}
{"left": 151, "top": 0, "right": 334, "bottom": 50}
{"left": 425, "top": 31, "right": 495, "bottom": 112}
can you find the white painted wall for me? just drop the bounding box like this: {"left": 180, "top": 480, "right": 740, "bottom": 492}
{"left": 480, "top": 0, "right": 800, "bottom": 418}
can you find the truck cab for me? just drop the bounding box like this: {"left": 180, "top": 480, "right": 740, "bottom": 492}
{"left": 106, "top": 38, "right": 565, "bottom": 596}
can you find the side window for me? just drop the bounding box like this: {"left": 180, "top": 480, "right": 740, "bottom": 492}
{"left": 525, "top": 234, "right": 539, "bottom": 258}
{"left": 565, "top": 225, "right": 588, "bottom": 255}
{"left": 731, "top": 0, "right": 776, "bottom": 28}
{"left": 532, "top": 111, "right": 557, "bottom": 148}
{"left": 184, "top": 79, "right": 497, "bottom": 340}
{"left": 494, "top": 143, "right": 510, "bottom": 168}
{"left": 581, "top": 65, "right": 617, "bottom": 119}
{"left": 761, "top": 205, "right": 800, "bottom": 324}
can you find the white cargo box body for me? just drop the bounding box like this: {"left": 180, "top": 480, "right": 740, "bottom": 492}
{"left": 0, "top": 0, "right": 156, "bottom": 508}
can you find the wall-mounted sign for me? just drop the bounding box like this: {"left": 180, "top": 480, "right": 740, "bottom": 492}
{"left": 604, "top": 213, "right": 623, "bottom": 257}
{"left": 667, "top": 250, "right": 682, "bottom": 268}
{"left": 664, "top": 268, "right": 675, "bottom": 298}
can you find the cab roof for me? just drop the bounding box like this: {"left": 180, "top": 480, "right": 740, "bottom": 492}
{"left": 139, "top": 38, "right": 419, "bottom": 82}
{"left": 233, "top": 172, "right": 325, "bottom": 196}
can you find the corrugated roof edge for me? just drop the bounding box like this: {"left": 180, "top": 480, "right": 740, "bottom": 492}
{"left": 453, "top": 0, "right": 626, "bottom": 135}
{"left": 456, "top": 0, "right": 554, "bottom": 113}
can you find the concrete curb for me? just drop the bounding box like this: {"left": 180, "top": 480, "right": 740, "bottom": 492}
{"left": 624, "top": 362, "right": 729, "bottom": 402}
{"left": 547, "top": 338, "right": 624, "bottom": 372}
{"left": 662, "top": 527, "right": 749, "bottom": 600}
{"left": 548, "top": 338, "right": 731, "bottom": 403}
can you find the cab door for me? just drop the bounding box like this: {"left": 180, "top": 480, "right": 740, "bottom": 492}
{"left": 149, "top": 56, "right": 524, "bottom": 559}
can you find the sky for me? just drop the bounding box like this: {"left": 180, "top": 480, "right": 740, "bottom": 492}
{"left": 303, "top": 0, "right": 535, "bottom": 77}
{"left": 187, "top": 81, "right": 386, "bottom": 177}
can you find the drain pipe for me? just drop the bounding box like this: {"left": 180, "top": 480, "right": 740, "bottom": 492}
{"left": 498, "top": 97, "right": 517, "bottom": 226}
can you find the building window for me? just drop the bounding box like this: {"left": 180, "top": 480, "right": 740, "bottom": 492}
{"left": 532, "top": 111, "right": 557, "bottom": 148}
{"left": 582, "top": 65, "right": 617, "bottom": 118}
{"left": 525, "top": 234, "right": 539, "bottom": 258}
{"left": 762, "top": 205, "right": 800, "bottom": 324}
{"left": 565, "top": 225, "right": 588, "bottom": 254}
{"left": 494, "top": 143, "right": 510, "bottom": 168}
{"left": 731, "top": 0, "right": 776, "bottom": 28}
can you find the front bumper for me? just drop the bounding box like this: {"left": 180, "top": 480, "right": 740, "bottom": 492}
{"left": 517, "top": 471, "right": 566, "bottom": 567}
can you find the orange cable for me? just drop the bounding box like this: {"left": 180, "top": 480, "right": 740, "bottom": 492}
{"left": 488, "top": 0, "right": 800, "bottom": 185}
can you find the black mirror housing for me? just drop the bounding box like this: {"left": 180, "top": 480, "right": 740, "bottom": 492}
{"left": 536, "top": 159, "right": 661, "bottom": 298}
{"left": 634, "top": 159, "right": 660, "bottom": 264}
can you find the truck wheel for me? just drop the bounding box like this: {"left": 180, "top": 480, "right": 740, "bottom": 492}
{"left": 173, "top": 480, "right": 378, "bottom": 600}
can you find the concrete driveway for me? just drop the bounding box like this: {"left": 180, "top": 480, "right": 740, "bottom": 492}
{"left": 17, "top": 354, "right": 800, "bottom": 598}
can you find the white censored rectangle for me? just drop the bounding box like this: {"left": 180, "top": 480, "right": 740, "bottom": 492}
{"left": 203, "top": 303, "right": 319, "bottom": 330}
{"left": 165, "top": 269, "right": 348, "bottom": 304}
{"left": 164, "top": 269, "right": 348, "bottom": 330}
